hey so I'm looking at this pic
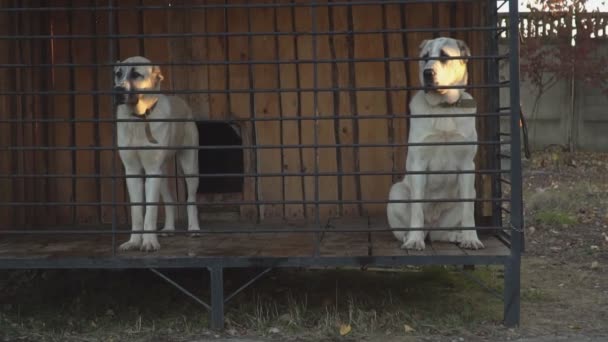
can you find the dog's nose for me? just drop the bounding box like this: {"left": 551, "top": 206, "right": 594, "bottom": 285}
{"left": 423, "top": 69, "right": 436, "bottom": 86}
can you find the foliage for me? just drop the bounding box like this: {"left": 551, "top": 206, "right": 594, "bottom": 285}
{"left": 518, "top": 0, "right": 608, "bottom": 149}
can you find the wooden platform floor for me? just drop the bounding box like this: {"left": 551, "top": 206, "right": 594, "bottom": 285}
{"left": 0, "top": 218, "right": 509, "bottom": 259}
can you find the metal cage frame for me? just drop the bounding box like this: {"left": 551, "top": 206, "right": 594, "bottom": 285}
{"left": 0, "top": 0, "right": 523, "bottom": 330}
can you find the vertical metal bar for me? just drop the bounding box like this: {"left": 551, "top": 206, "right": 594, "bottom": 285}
{"left": 246, "top": 0, "right": 261, "bottom": 223}
{"left": 311, "top": 2, "right": 320, "bottom": 257}
{"left": 290, "top": 0, "right": 307, "bottom": 219}
{"left": 92, "top": 0, "right": 102, "bottom": 224}
{"left": 209, "top": 266, "right": 224, "bottom": 330}
{"left": 327, "top": 4, "right": 343, "bottom": 216}
{"left": 272, "top": 0, "right": 286, "bottom": 218}
{"left": 487, "top": 0, "right": 502, "bottom": 232}
{"left": 504, "top": 0, "right": 522, "bottom": 328}
{"left": 346, "top": 3, "right": 362, "bottom": 216}
{"left": 108, "top": 0, "right": 116, "bottom": 256}
{"left": 68, "top": 0, "right": 77, "bottom": 225}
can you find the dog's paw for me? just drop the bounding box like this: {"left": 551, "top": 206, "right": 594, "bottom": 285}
{"left": 459, "top": 238, "right": 485, "bottom": 250}
{"left": 188, "top": 227, "right": 201, "bottom": 238}
{"left": 140, "top": 238, "right": 160, "bottom": 252}
{"left": 119, "top": 240, "right": 141, "bottom": 251}
{"left": 160, "top": 227, "right": 175, "bottom": 237}
{"left": 401, "top": 238, "right": 426, "bottom": 251}
{"left": 447, "top": 232, "right": 463, "bottom": 243}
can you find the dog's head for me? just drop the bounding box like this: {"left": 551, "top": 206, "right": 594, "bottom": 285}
{"left": 418, "top": 37, "right": 470, "bottom": 95}
{"left": 113, "top": 56, "right": 164, "bottom": 106}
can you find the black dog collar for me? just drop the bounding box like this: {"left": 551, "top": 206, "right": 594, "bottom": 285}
{"left": 438, "top": 98, "right": 477, "bottom": 109}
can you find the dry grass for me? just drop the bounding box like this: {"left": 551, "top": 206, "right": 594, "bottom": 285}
{"left": 0, "top": 266, "right": 506, "bottom": 341}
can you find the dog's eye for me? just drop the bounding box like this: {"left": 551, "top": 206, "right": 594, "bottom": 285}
{"left": 440, "top": 50, "right": 449, "bottom": 63}
{"left": 115, "top": 71, "right": 123, "bottom": 78}
{"left": 422, "top": 53, "right": 429, "bottom": 61}
{"left": 131, "top": 71, "right": 142, "bottom": 78}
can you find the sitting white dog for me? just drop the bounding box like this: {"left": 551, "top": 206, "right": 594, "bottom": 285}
{"left": 387, "top": 37, "right": 484, "bottom": 251}
{"left": 114, "top": 56, "right": 201, "bottom": 252}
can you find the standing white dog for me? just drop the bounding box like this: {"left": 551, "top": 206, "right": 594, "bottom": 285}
{"left": 114, "top": 56, "right": 201, "bottom": 252}
{"left": 387, "top": 37, "right": 484, "bottom": 251}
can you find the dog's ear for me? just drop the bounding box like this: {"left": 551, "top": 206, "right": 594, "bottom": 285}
{"left": 418, "top": 39, "right": 430, "bottom": 52}
{"left": 456, "top": 39, "right": 471, "bottom": 61}
{"left": 152, "top": 65, "right": 164, "bottom": 83}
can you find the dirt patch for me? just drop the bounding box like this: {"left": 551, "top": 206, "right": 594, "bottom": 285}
{"left": 1, "top": 151, "right": 608, "bottom": 342}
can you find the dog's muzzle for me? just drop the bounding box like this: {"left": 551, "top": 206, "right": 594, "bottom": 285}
{"left": 114, "top": 86, "right": 138, "bottom": 105}
{"left": 423, "top": 69, "right": 436, "bottom": 88}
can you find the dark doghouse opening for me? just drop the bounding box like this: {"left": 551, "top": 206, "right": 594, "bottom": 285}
{"left": 197, "top": 122, "right": 244, "bottom": 194}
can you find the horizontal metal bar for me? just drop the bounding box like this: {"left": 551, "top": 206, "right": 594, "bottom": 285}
{"left": 0, "top": 112, "right": 512, "bottom": 124}
{"left": 0, "top": 1, "right": 476, "bottom": 12}
{"left": 0, "top": 226, "right": 510, "bottom": 235}
{"left": 0, "top": 140, "right": 511, "bottom": 151}
{"left": 0, "top": 54, "right": 509, "bottom": 69}
{"left": 0, "top": 255, "right": 510, "bottom": 270}
{"left": 0, "top": 27, "right": 505, "bottom": 40}
{"left": 0, "top": 83, "right": 508, "bottom": 96}
{"left": 0, "top": 169, "right": 512, "bottom": 179}
{"left": 0, "top": 197, "right": 509, "bottom": 206}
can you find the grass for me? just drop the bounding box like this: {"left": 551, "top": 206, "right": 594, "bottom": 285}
{"left": 534, "top": 210, "right": 577, "bottom": 226}
{"left": 0, "top": 266, "right": 508, "bottom": 341}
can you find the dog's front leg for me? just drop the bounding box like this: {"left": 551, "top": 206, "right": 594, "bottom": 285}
{"left": 141, "top": 170, "right": 162, "bottom": 252}
{"left": 120, "top": 170, "right": 144, "bottom": 251}
{"left": 402, "top": 156, "right": 428, "bottom": 250}
{"left": 458, "top": 161, "right": 484, "bottom": 249}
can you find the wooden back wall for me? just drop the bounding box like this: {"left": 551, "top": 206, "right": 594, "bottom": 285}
{"left": 0, "top": 0, "right": 496, "bottom": 228}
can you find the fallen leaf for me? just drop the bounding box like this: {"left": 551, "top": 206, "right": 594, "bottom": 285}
{"left": 590, "top": 245, "right": 599, "bottom": 251}
{"left": 404, "top": 324, "right": 415, "bottom": 333}
{"left": 339, "top": 324, "right": 352, "bottom": 336}
{"left": 268, "top": 327, "right": 280, "bottom": 334}
{"left": 591, "top": 261, "right": 599, "bottom": 270}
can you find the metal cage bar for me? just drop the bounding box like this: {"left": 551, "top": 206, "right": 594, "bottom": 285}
{"left": 0, "top": 0, "right": 522, "bottom": 330}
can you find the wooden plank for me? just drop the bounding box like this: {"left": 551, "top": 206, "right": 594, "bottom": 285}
{"left": 166, "top": 0, "right": 192, "bottom": 222}
{"left": 73, "top": 1, "right": 100, "bottom": 224}
{"left": 352, "top": 5, "right": 391, "bottom": 217}
{"left": 0, "top": 2, "right": 12, "bottom": 228}
{"left": 49, "top": 0, "right": 75, "bottom": 225}
{"left": 384, "top": 3, "right": 409, "bottom": 184}
{"left": 101, "top": 0, "right": 141, "bottom": 225}
{"left": 319, "top": 232, "right": 369, "bottom": 257}
{"left": 30, "top": 5, "right": 53, "bottom": 226}
{"left": 329, "top": 4, "right": 359, "bottom": 217}
{"left": 370, "top": 232, "right": 408, "bottom": 257}
{"left": 276, "top": 3, "right": 305, "bottom": 219}
{"left": 464, "top": 235, "right": 510, "bottom": 256}
{"left": 250, "top": 1, "right": 283, "bottom": 219}
{"left": 320, "top": 217, "right": 369, "bottom": 257}
{"left": 205, "top": 0, "right": 228, "bottom": 120}
{"left": 429, "top": 241, "right": 466, "bottom": 256}
{"left": 225, "top": 3, "right": 257, "bottom": 220}
{"left": 293, "top": 2, "right": 315, "bottom": 219}
{"left": 314, "top": 1, "right": 339, "bottom": 220}
{"left": 188, "top": 0, "right": 211, "bottom": 122}
{"left": 256, "top": 233, "right": 315, "bottom": 257}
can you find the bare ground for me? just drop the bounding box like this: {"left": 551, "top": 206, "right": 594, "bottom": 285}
{"left": 1, "top": 150, "right": 607, "bottom": 342}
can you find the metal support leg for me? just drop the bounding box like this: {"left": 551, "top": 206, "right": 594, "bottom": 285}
{"left": 503, "top": 257, "right": 521, "bottom": 327}
{"left": 209, "top": 266, "right": 224, "bottom": 330}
